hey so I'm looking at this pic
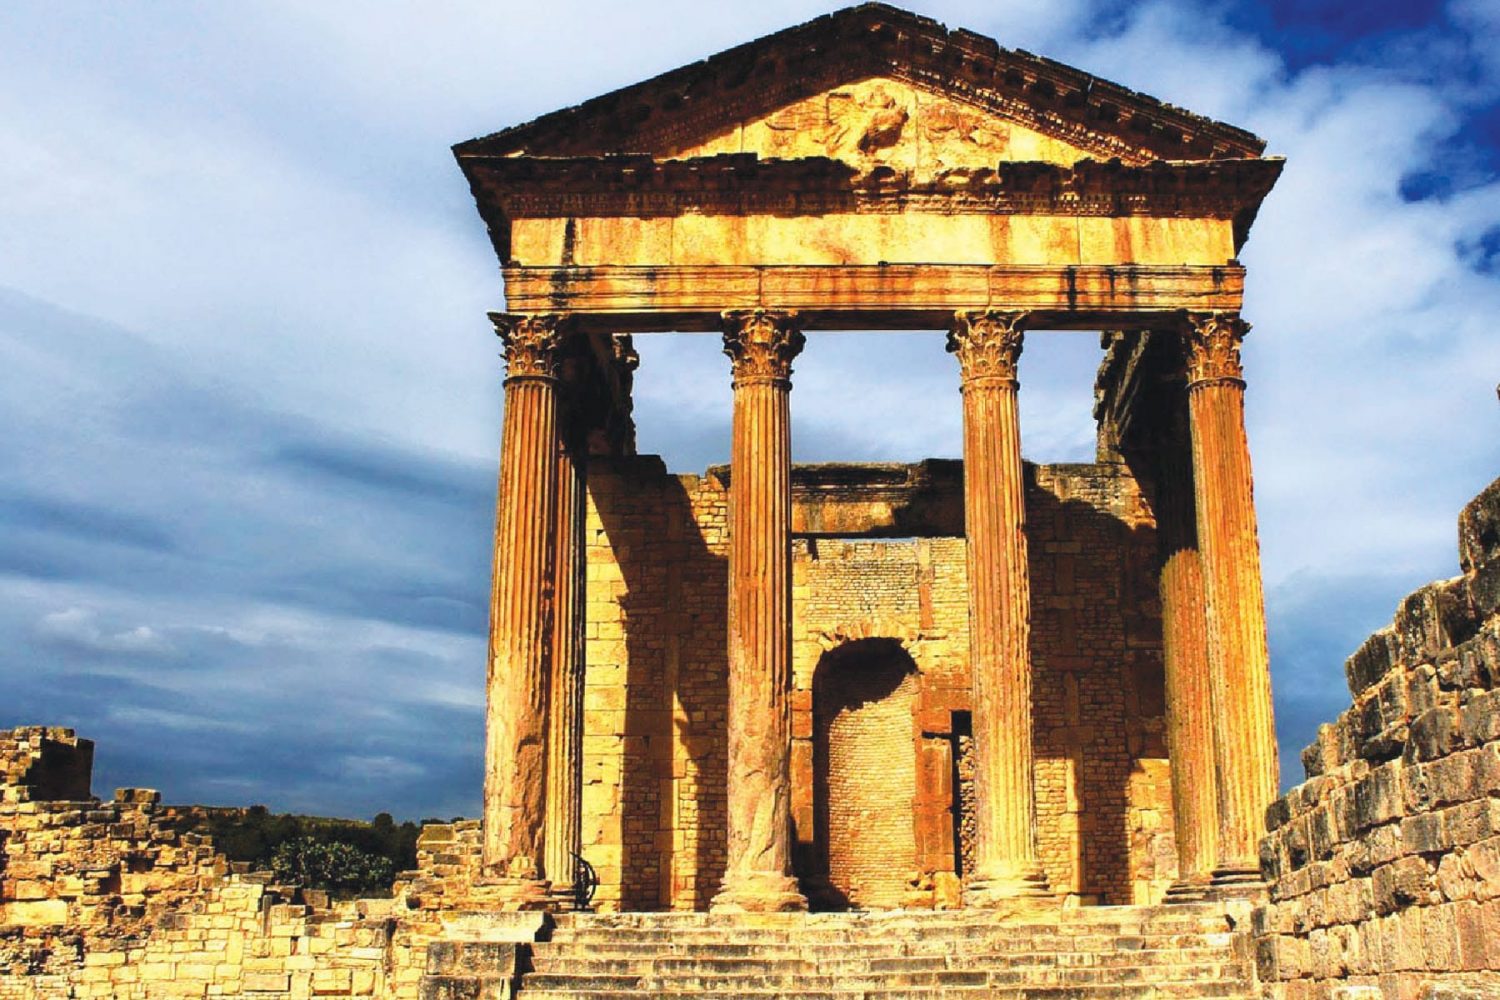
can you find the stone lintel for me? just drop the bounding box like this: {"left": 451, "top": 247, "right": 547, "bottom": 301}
{"left": 501, "top": 264, "right": 1245, "bottom": 328}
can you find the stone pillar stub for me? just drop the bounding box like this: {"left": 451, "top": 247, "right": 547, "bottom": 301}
{"left": 481, "top": 311, "right": 569, "bottom": 903}
{"left": 1182, "top": 311, "right": 1279, "bottom": 894}
{"left": 947, "top": 309, "right": 1051, "bottom": 907}
{"left": 711, "top": 308, "right": 808, "bottom": 913}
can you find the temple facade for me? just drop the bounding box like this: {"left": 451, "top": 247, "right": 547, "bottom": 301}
{"left": 9, "top": 7, "right": 1500, "bottom": 1000}
{"left": 456, "top": 4, "right": 1283, "bottom": 915}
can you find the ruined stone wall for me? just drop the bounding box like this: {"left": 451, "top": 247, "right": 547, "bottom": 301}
{"left": 582, "top": 456, "right": 1175, "bottom": 910}
{"left": 0, "top": 730, "right": 499, "bottom": 1000}
{"left": 0, "top": 729, "right": 92, "bottom": 806}
{"left": 1256, "top": 477, "right": 1500, "bottom": 999}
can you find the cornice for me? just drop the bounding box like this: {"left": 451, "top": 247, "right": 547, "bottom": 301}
{"left": 466, "top": 154, "right": 1283, "bottom": 226}
{"left": 453, "top": 5, "right": 1266, "bottom": 167}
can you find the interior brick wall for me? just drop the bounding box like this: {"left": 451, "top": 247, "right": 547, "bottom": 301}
{"left": 813, "top": 644, "right": 921, "bottom": 909}
{"left": 582, "top": 455, "right": 1175, "bottom": 911}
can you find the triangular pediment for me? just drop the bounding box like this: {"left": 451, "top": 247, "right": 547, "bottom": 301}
{"left": 456, "top": 4, "right": 1265, "bottom": 166}
{"left": 671, "top": 75, "right": 1104, "bottom": 175}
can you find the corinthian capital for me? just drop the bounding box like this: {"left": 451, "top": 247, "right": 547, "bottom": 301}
{"left": 947, "top": 310, "right": 1027, "bottom": 386}
{"left": 490, "top": 313, "right": 570, "bottom": 381}
{"left": 1183, "top": 312, "right": 1250, "bottom": 388}
{"left": 721, "top": 309, "right": 805, "bottom": 384}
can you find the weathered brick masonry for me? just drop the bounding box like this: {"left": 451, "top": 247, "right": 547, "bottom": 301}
{"left": 579, "top": 456, "right": 1176, "bottom": 912}
{"left": 0, "top": 728, "right": 543, "bottom": 999}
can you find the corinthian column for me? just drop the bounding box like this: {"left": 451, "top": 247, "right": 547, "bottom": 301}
{"left": 1183, "top": 312, "right": 1279, "bottom": 891}
{"left": 482, "top": 312, "right": 566, "bottom": 897}
{"left": 712, "top": 308, "right": 807, "bottom": 913}
{"left": 947, "top": 310, "right": 1049, "bottom": 906}
{"left": 1152, "top": 403, "right": 1220, "bottom": 901}
{"left": 543, "top": 347, "right": 587, "bottom": 907}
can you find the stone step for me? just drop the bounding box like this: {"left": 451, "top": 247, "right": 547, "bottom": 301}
{"left": 547, "top": 918, "right": 1229, "bottom": 934}
{"left": 453, "top": 906, "right": 1255, "bottom": 1000}
{"left": 514, "top": 984, "right": 1249, "bottom": 1000}
{"left": 538, "top": 932, "right": 1234, "bottom": 953}
{"left": 528, "top": 947, "right": 1239, "bottom": 976}
{"left": 552, "top": 917, "right": 1230, "bottom": 937}
{"left": 551, "top": 904, "right": 1230, "bottom": 927}
{"left": 516, "top": 971, "right": 1242, "bottom": 995}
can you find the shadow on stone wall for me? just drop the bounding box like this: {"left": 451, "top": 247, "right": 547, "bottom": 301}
{"left": 587, "top": 456, "right": 729, "bottom": 910}
{"left": 1024, "top": 468, "right": 1169, "bottom": 905}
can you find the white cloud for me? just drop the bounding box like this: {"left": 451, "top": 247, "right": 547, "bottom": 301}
{"left": 36, "top": 608, "right": 174, "bottom": 656}
{"left": 2, "top": 0, "right": 1498, "bottom": 810}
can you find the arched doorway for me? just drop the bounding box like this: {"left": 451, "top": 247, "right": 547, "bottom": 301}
{"left": 805, "top": 638, "right": 920, "bottom": 910}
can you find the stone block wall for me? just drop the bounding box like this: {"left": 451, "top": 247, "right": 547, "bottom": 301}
{"left": 0, "top": 733, "right": 515, "bottom": 1000}
{"left": 0, "top": 728, "right": 92, "bottom": 805}
{"left": 582, "top": 455, "right": 1176, "bottom": 911}
{"left": 1256, "top": 477, "right": 1500, "bottom": 999}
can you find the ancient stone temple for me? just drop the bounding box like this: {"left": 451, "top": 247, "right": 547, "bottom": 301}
{"left": 455, "top": 2, "right": 1283, "bottom": 915}
{"left": 7, "top": 7, "right": 1500, "bottom": 1000}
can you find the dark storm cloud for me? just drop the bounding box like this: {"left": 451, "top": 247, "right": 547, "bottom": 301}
{"left": 0, "top": 493, "right": 178, "bottom": 554}
{"left": 271, "top": 436, "right": 491, "bottom": 506}
{"left": 0, "top": 0, "right": 1497, "bottom": 822}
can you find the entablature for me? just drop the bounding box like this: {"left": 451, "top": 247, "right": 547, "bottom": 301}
{"left": 500, "top": 263, "right": 1245, "bottom": 329}
{"left": 465, "top": 155, "right": 1282, "bottom": 266}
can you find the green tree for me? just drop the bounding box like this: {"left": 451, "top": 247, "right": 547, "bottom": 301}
{"left": 270, "top": 837, "right": 395, "bottom": 898}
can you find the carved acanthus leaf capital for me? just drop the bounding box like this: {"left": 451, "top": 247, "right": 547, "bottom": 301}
{"left": 491, "top": 312, "right": 570, "bottom": 381}
{"left": 1183, "top": 312, "right": 1250, "bottom": 388}
{"left": 947, "top": 310, "right": 1027, "bottom": 386}
{"left": 721, "top": 309, "right": 805, "bottom": 384}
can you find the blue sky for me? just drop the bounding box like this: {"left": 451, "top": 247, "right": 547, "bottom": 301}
{"left": 3, "top": 0, "right": 1498, "bottom": 821}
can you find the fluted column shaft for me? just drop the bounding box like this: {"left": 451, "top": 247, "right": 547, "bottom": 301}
{"left": 1153, "top": 407, "right": 1220, "bottom": 898}
{"left": 948, "top": 311, "right": 1049, "bottom": 905}
{"left": 543, "top": 407, "right": 585, "bottom": 903}
{"left": 1184, "top": 313, "right": 1279, "bottom": 887}
{"left": 483, "top": 313, "right": 565, "bottom": 888}
{"left": 712, "top": 309, "right": 807, "bottom": 913}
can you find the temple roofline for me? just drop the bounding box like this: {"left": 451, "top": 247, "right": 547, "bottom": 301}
{"left": 454, "top": 4, "right": 1267, "bottom": 164}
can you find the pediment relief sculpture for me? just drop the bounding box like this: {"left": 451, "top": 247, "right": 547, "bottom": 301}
{"left": 672, "top": 78, "right": 1108, "bottom": 181}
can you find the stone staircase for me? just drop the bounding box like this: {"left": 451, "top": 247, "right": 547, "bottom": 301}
{"left": 423, "top": 903, "right": 1257, "bottom": 999}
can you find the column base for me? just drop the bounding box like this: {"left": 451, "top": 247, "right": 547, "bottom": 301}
{"left": 468, "top": 874, "right": 554, "bottom": 911}
{"left": 1202, "top": 864, "right": 1267, "bottom": 901}
{"left": 962, "top": 864, "right": 1054, "bottom": 911}
{"left": 710, "top": 872, "right": 807, "bottom": 913}
{"left": 544, "top": 883, "right": 587, "bottom": 912}
{"left": 1163, "top": 873, "right": 1216, "bottom": 904}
